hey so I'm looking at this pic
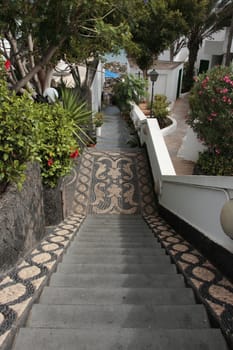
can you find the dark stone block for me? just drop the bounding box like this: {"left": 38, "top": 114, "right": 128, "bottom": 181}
{"left": 159, "top": 205, "right": 233, "bottom": 282}
{"left": 0, "top": 163, "right": 45, "bottom": 272}
{"left": 43, "top": 179, "right": 63, "bottom": 226}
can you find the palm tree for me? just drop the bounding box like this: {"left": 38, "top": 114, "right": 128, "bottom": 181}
{"left": 222, "top": 0, "right": 233, "bottom": 66}
{"left": 184, "top": 0, "right": 233, "bottom": 90}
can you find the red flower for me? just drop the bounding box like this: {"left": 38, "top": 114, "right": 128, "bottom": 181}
{"left": 47, "top": 158, "right": 54, "bottom": 166}
{"left": 4, "top": 60, "right": 11, "bottom": 71}
{"left": 70, "top": 149, "right": 79, "bottom": 159}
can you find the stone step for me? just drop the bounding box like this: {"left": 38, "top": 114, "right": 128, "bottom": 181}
{"left": 81, "top": 224, "right": 149, "bottom": 228}
{"left": 67, "top": 247, "right": 166, "bottom": 256}
{"left": 49, "top": 273, "right": 185, "bottom": 288}
{"left": 81, "top": 222, "right": 150, "bottom": 229}
{"left": 81, "top": 220, "right": 149, "bottom": 225}
{"left": 78, "top": 231, "right": 154, "bottom": 237}
{"left": 69, "top": 241, "right": 159, "bottom": 248}
{"left": 72, "top": 236, "right": 159, "bottom": 243}
{"left": 62, "top": 253, "right": 171, "bottom": 265}
{"left": 83, "top": 215, "right": 144, "bottom": 221}
{"left": 39, "top": 286, "right": 196, "bottom": 305}
{"left": 13, "top": 328, "right": 229, "bottom": 350}
{"left": 80, "top": 223, "right": 150, "bottom": 228}
{"left": 57, "top": 262, "right": 177, "bottom": 274}
{"left": 77, "top": 233, "right": 154, "bottom": 240}
{"left": 26, "top": 304, "right": 210, "bottom": 329}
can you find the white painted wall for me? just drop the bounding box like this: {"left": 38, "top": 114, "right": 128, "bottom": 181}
{"left": 178, "top": 127, "right": 206, "bottom": 162}
{"left": 195, "top": 28, "right": 233, "bottom": 71}
{"left": 147, "top": 63, "right": 183, "bottom": 102}
{"left": 91, "top": 61, "right": 104, "bottom": 113}
{"left": 161, "top": 176, "right": 233, "bottom": 253}
{"left": 130, "top": 104, "right": 233, "bottom": 254}
{"left": 129, "top": 62, "right": 183, "bottom": 102}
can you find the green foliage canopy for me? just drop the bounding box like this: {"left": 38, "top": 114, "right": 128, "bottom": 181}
{"left": 0, "top": 0, "right": 131, "bottom": 93}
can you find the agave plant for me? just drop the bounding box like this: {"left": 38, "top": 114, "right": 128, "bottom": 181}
{"left": 61, "top": 86, "right": 91, "bottom": 125}
{"left": 61, "top": 86, "right": 94, "bottom": 147}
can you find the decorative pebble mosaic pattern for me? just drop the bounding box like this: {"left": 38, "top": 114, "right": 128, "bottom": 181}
{"left": 144, "top": 214, "right": 233, "bottom": 342}
{"left": 0, "top": 214, "right": 84, "bottom": 349}
{"left": 72, "top": 149, "right": 157, "bottom": 216}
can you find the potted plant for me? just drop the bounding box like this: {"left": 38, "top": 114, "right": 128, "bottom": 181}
{"left": 152, "top": 94, "right": 171, "bottom": 128}
{"left": 94, "top": 112, "right": 104, "bottom": 136}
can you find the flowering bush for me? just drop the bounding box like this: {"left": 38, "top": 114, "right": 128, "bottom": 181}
{"left": 188, "top": 65, "right": 233, "bottom": 175}
{"left": 0, "top": 60, "right": 80, "bottom": 191}
{"left": 34, "top": 102, "right": 79, "bottom": 188}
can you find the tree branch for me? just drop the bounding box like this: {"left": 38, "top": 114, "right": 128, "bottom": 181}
{"left": 12, "top": 43, "right": 62, "bottom": 93}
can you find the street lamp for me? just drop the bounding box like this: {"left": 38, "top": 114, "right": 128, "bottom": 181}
{"left": 148, "top": 69, "right": 159, "bottom": 117}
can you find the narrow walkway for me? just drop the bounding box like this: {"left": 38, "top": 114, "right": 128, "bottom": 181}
{"left": 95, "top": 105, "right": 132, "bottom": 150}
{"left": 164, "top": 94, "right": 195, "bottom": 175}
{"left": 0, "top": 105, "right": 232, "bottom": 349}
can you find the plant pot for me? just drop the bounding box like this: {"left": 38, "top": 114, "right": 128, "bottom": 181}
{"left": 96, "top": 126, "right": 102, "bottom": 137}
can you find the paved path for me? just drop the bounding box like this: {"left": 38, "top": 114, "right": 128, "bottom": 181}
{"left": 165, "top": 94, "right": 195, "bottom": 175}
{"left": 95, "top": 105, "right": 132, "bottom": 150}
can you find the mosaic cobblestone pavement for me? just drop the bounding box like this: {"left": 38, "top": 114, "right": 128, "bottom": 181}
{"left": 0, "top": 214, "right": 84, "bottom": 349}
{"left": 72, "top": 148, "right": 157, "bottom": 216}
{"left": 145, "top": 215, "right": 233, "bottom": 345}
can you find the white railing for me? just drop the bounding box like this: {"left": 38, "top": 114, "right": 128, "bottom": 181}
{"left": 130, "top": 103, "right": 233, "bottom": 254}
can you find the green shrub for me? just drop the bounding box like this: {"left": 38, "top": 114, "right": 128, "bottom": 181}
{"left": 34, "top": 102, "right": 79, "bottom": 188}
{"left": 113, "top": 74, "right": 147, "bottom": 114}
{"left": 93, "top": 112, "right": 104, "bottom": 127}
{"left": 188, "top": 65, "right": 233, "bottom": 175}
{"left": 0, "top": 77, "right": 37, "bottom": 190}
{"left": 0, "top": 60, "right": 81, "bottom": 190}
{"left": 152, "top": 94, "right": 169, "bottom": 119}
{"left": 194, "top": 150, "right": 233, "bottom": 176}
{"left": 152, "top": 94, "right": 171, "bottom": 128}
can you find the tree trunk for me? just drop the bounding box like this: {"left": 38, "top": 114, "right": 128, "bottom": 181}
{"left": 225, "top": 13, "right": 233, "bottom": 66}
{"left": 12, "top": 44, "right": 62, "bottom": 93}
{"left": 5, "top": 31, "right": 32, "bottom": 91}
{"left": 43, "top": 67, "right": 54, "bottom": 92}
{"left": 185, "top": 30, "right": 201, "bottom": 91}
{"left": 28, "top": 33, "right": 42, "bottom": 94}
{"left": 170, "top": 44, "right": 175, "bottom": 61}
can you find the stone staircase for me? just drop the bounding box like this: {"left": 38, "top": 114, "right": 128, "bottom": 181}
{"left": 12, "top": 215, "right": 228, "bottom": 350}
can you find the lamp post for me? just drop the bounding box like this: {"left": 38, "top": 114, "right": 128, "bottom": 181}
{"left": 148, "top": 69, "right": 158, "bottom": 117}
